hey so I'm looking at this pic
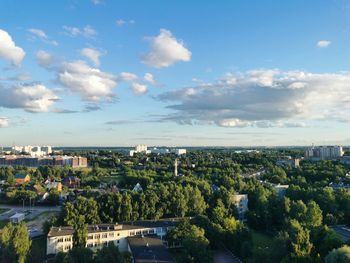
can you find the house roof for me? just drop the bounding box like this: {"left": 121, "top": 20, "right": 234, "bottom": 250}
{"left": 127, "top": 235, "right": 176, "bottom": 263}
{"left": 48, "top": 218, "right": 180, "bottom": 237}
{"left": 10, "top": 213, "right": 25, "bottom": 219}
{"left": 14, "top": 173, "right": 29, "bottom": 179}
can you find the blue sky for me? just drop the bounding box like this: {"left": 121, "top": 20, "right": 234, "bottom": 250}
{"left": 0, "top": 0, "right": 350, "bottom": 147}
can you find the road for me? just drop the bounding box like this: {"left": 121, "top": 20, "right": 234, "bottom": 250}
{"left": 331, "top": 225, "right": 350, "bottom": 242}
{"left": 0, "top": 204, "right": 61, "bottom": 221}
{"left": 214, "top": 250, "right": 242, "bottom": 263}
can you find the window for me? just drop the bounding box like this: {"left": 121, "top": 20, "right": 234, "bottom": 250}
{"left": 87, "top": 235, "right": 93, "bottom": 240}
{"left": 95, "top": 234, "right": 100, "bottom": 239}
{"left": 136, "top": 230, "right": 141, "bottom": 235}
{"left": 102, "top": 233, "right": 108, "bottom": 238}
{"left": 142, "top": 230, "right": 148, "bottom": 234}
{"left": 109, "top": 233, "right": 114, "bottom": 237}
{"left": 117, "top": 233, "right": 120, "bottom": 236}
{"left": 130, "top": 231, "right": 135, "bottom": 236}
{"left": 64, "top": 237, "right": 71, "bottom": 242}
{"left": 57, "top": 238, "right": 63, "bottom": 243}
{"left": 117, "top": 240, "right": 120, "bottom": 244}
{"left": 87, "top": 243, "right": 93, "bottom": 248}
{"left": 149, "top": 229, "right": 155, "bottom": 234}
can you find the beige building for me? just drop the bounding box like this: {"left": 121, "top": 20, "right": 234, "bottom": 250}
{"left": 47, "top": 219, "right": 178, "bottom": 255}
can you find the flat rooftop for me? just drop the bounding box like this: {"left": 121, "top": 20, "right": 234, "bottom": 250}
{"left": 127, "top": 235, "right": 175, "bottom": 263}
{"left": 48, "top": 218, "right": 180, "bottom": 237}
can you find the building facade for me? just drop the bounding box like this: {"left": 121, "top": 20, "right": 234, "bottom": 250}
{"left": 46, "top": 219, "right": 178, "bottom": 255}
{"left": 234, "top": 194, "right": 248, "bottom": 221}
{"left": 0, "top": 155, "right": 87, "bottom": 168}
{"left": 305, "top": 146, "right": 344, "bottom": 160}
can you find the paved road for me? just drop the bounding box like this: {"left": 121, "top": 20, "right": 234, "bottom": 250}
{"left": 331, "top": 225, "right": 350, "bottom": 242}
{"left": 0, "top": 204, "right": 61, "bottom": 221}
{"left": 214, "top": 250, "right": 242, "bottom": 263}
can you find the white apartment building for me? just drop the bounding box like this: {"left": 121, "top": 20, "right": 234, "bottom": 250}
{"left": 11, "top": 145, "right": 52, "bottom": 157}
{"left": 305, "top": 146, "right": 344, "bottom": 160}
{"left": 46, "top": 219, "right": 178, "bottom": 255}
{"left": 129, "top": 144, "right": 151, "bottom": 156}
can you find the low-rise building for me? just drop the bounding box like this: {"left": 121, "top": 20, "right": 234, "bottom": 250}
{"left": 62, "top": 176, "right": 81, "bottom": 188}
{"left": 276, "top": 157, "right": 300, "bottom": 168}
{"left": 273, "top": 184, "right": 289, "bottom": 198}
{"left": 127, "top": 235, "right": 176, "bottom": 263}
{"left": 234, "top": 194, "right": 248, "bottom": 221}
{"left": 46, "top": 219, "right": 179, "bottom": 255}
{"left": 14, "top": 173, "right": 30, "bottom": 185}
{"left": 0, "top": 155, "right": 87, "bottom": 168}
{"left": 10, "top": 213, "right": 25, "bottom": 223}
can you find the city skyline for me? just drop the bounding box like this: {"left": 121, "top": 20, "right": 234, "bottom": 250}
{"left": 1, "top": 0, "right": 350, "bottom": 146}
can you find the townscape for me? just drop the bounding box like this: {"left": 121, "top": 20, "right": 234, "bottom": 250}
{"left": 1, "top": 0, "right": 350, "bottom": 262}
{"left": 0, "top": 144, "right": 349, "bottom": 262}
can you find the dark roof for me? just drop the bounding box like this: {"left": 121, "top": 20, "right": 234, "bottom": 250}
{"left": 127, "top": 236, "right": 176, "bottom": 263}
{"left": 48, "top": 218, "right": 180, "bottom": 237}
{"left": 15, "top": 173, "right": 28, "bottom": 179}
{"left": 63, "top": 176, "right": 80, "bottom": 182}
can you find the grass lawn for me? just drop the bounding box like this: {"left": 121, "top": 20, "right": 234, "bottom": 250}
{"left": 246, "top": 231, "right": 275, "bottom": 262}
{"left": 101, "top": 175, "right": 123, "bottom": 184}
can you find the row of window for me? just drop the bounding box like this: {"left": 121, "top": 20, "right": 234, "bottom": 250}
{"left": 57, "top": 245, "right": 71, "bottom": 251}
{"left": 129, "top": 227, "right": 166, "bottom": 236}
{"left": 57, "top": 237, "right": 72, "bottom": 243}
{"left": 87, "top": 232, "right": 120, "bottom": 240}
{"left": 86, "top": 240, "right": 120, "bottom": 248}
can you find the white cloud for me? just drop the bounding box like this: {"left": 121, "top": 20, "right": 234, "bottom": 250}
{"left": 63, "top": 25, "right": 97, "bottom": 38}
{"left": 91, "top": 0, "right": 102, "bottom": 4}
{"left": 118, "top": 72, "right": 138, "bottom": 82}
{"left": 116, "top": 19, "right": 134, "bottom": 26}
{"left": 143, "top": 73, "right": 156, "bottom": 85}
{"left": 0, "top": 29, "right": 25, "bottom": 66}
{"left": 0, "top": 117, "right": 9, "bottom": 128}
{"left": 0, "top": 84, "right": 58, "bottom": 112}
{"left": 27, "top": 28, "right": 58, "bottom": 46}
{"left": 36, "top": 50, "right": 55, "bottom": 68}
{"left": 58, "top": 60, "right": 117, "bottom": 101}
{"left": 141, "top": 29, "right": 191, "bottom": 68}
{"left": 116, "top": 19, "right": 126, "bottom": 26}
{"left": 131, "top": 83, "right": 147, "bottom": 95}
{"left": 317, "top": 40, "right": 331, "bottom": 48}
{"left": 80, "top": 48, "right": 103, "bottom": 66}
{"left": 157, "top": 69, "right": 350, "bottom": 127}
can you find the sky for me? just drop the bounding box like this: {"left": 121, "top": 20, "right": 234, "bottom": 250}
{"left": 1, "top": 0, "right": 350, "bottom": 147}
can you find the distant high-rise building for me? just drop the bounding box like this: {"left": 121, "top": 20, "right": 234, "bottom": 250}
{"left": 129, "top": 144, "right": 150, "bottom": 156}
{"left": 305, "top": 145, "right": 344, "bottom": 160}
{"left": 11, "top": 145, "right": 53, "bottom": 157}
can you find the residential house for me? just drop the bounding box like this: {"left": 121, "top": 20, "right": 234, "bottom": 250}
{"left": 62, "top": 176, "right": 80, "bottom": 188}
{"left": 14, "top": 173, "right": 30, "bottom": 185}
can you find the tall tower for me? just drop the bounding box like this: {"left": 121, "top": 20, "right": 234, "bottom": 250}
{"left": 174, "top": 158, "right": 178, "bottom": 177}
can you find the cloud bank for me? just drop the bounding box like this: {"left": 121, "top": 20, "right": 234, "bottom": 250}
{"left": 158, "top": 69, "right": 350, "bottom": 127}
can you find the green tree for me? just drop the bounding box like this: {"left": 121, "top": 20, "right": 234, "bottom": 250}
{"left": 167, "top": 220, "right": 212, "bottom": 263}
{"left": 325, "top": 245, "right": 350, "bottom": 263}
{"left": 95, "top": 242, "right": 124, "bottom": 263}
{"left": 72, "top": 216, "right": 88, "bottom": 248}
{"left": 0, "top": 222, "right": 31, "bottom": 263}
{"left": 285, "top": 219, "right": 313, "bottom": 261}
